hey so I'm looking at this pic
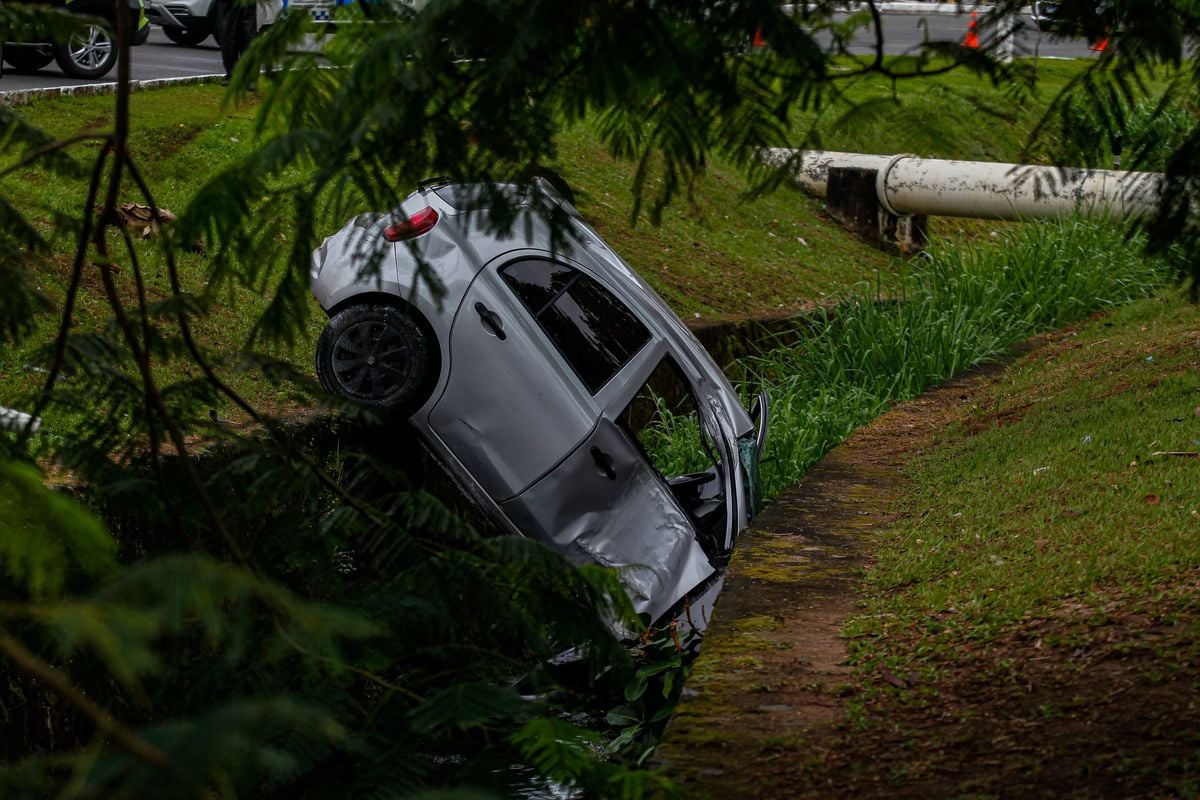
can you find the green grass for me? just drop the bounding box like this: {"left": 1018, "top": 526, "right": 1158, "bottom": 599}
{"left": 0, "top": 57, "right": 1185, "bottom": 422}
{"left": 857, "top": 294, "right": 1200, "bottom": 639}
{"left": 817, "top": 291, "right": 1200, "bottom": 794}
{"left": 741, "top": 217, "right": 1172, "bottom": 499}
{"left": 638, "top": 213, "right": 1172, "bottom": 505}
{"left": 791, "top": 58, "right": 1185, "bottom": 167}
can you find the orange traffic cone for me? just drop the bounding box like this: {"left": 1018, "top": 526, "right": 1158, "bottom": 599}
{"left": 752, "top": 27, "right": 766, "bottom": 48}
{"left": 963, "top": 11, "right": 979, "bottom": 48}
{"left": 1089, "top": 35, "right": 1109, "bottom": 52}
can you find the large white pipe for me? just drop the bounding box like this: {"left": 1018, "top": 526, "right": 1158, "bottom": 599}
{"left": 763, "top": 148, "right": 1165, "bottom": 221}
{"left": 0, "top": 406, "right": 41, "bottom": 435}
{"left": 762, "top": 148, "right": 893, "bottom": 196}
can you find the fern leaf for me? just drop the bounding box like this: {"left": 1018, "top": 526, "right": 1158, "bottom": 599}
{"left": 0, "top": 460, "right": 116, "bottom": 598}
{"left": 407, "top": 681, "right": 527, "bottom": 735}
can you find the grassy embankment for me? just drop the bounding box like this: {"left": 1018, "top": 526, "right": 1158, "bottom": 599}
{"left": 750, "top": 218, "right": 1178, "bottom": 498}
{"left": 777, "top": 291, "right": 1200, "bottom": 797}
{"left": 0, "top": 58, "right": 1166, "bottom": 420}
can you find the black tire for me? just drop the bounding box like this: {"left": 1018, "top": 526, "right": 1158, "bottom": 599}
{"left": 4, "top": 50, "right": 55, "bottom": 72}
{"left": 316, "top": 303, "right": 437, "bottom": 415}
{"left": 54, "top": 24, "right": 117, "bottom": 79}
{"left": 163, "top": 23, "right": 211, "bottom": 46}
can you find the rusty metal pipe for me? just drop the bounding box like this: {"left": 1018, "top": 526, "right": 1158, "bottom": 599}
{"left": 763, "top": 149, "right": 1165, "bottom": 221}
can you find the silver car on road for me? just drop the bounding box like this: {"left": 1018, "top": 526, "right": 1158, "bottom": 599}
{"left": 310, "top": 179, "right": 768, "bottom": 624}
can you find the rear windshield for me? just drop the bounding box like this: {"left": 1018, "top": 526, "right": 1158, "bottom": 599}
{"left": 430, "top": 183, "right": 527, "bottom": 212}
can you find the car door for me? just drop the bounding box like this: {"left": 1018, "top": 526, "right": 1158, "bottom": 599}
{"left": 488, "top": 258, "right": 723, "bottom": 621}
{"left": 426, "top": 256, "right": 597, "bottom": 502}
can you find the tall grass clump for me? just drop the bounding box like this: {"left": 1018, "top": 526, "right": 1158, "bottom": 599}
{"left": 746, "top": 217, "right": 1169, "bottom": 499}
{"left": 1052, "top": 95, "right": 1197, "bottom": 173}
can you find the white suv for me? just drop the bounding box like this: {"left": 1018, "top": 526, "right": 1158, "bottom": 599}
{"left": 147, "top": 0, "right": 423, "bottom": 44}
{"left": 144, "top": 0, "right": 218, "bottom": 45}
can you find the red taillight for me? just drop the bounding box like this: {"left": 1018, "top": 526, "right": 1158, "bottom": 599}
{"left": 383, "top": 207, "right": 439, "bottom": 242}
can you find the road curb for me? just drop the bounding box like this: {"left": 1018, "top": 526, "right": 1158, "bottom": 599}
{"left": 787, "top": 2, "right": 1034, "bottom": 14}
{"left": 1, "top": 73, "right": 225, "bottom": 107}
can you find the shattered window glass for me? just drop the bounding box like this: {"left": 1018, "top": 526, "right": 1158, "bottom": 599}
{"left": 501, "top": 259, "right": 650, "bottom": 394}
{"left": 619, "top": 355, "right": 727, "bottom": 559}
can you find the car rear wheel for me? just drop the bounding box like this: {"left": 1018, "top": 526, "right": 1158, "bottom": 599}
{"left": 4, "top": 50, "right": 55, "bottom": 72}
{"left": 316, "top": 303, "right": 436, "bottom": 415}
{"left": 163, "top": 23, "right": 211, "bottom": 46}
{"left": 54, "top": 24, "right": 117, "bottom": 79}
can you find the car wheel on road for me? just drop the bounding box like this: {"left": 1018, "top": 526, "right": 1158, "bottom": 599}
{"left": 4, "top": 50, "right": 55, "bottom": 72}
{"left": 316, "top": 303, "right": 437, "bottom": 415}
{"left": 163, "top": 24, "right": 212, "bottom": 46}
{"left": 54, "top": 23, "right": 117, "bottom": 79}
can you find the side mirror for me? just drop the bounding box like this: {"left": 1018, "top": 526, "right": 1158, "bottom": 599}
{"left": 749, "top": 391, "right": 769, "bottom": 458}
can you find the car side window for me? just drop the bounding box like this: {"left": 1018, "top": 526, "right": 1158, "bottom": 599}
{"left": 618, "top": 355, "right": 728, "bottom": 560}
{"left": 618, "top": 355, "right": 718, "bottom": 477}
{"left": 500, "top": 259, "right": 651, "bottom": 394}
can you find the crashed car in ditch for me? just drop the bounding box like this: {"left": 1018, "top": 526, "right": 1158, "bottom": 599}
{"left": 309, "top": 178, "right": 768, "bottom": 624}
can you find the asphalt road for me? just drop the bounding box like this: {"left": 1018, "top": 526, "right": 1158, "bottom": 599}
{"left": 0, "top": 27, "right": 225, "bottom": 92}
{"left": 835, "top": 11, "right": 1103, "bottom": 59}
{"left": 0, "top": 11, "right": 1105, "bottom": 94}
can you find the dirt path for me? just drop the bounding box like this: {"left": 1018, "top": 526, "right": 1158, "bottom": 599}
{"left": 655, "top": 354, "right": 996, "bottom": 796}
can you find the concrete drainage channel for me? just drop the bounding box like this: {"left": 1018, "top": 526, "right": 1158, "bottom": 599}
{"left": 653, "top": 450, "right": 881, "bottom": 791}
{"left": 652, "top": 365, "right": 1005, "bottom": 797}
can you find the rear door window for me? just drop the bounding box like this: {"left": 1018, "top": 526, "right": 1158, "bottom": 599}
{"left": 500, "top": 259, "right": 651, "bottom": 394}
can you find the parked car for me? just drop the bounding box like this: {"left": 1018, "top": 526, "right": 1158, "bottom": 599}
{"left": 1031, "top": 1, "right": 1061, "bottom": 31}
{"left": 3, "top": 0, "right": 149, "bottom": 78}
{"left": 143, "top": 0, "right": 217, "bottom": 45}
{"left": 310, "top": 179, "right": 769, "bottom": 624}
{"left": 146, "top": 0, "right": 421, "bottom": 43}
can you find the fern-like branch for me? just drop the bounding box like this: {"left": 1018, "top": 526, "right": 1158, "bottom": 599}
{"left": 0, "top": 625, "right": 168, "bottom": 769}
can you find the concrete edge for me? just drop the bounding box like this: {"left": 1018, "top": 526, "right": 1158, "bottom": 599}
{"left": 1, "top": 73, "right": 226, "bottom": 108}
{"left": 785, "top": 2, "right": 1035, "bottom": 14}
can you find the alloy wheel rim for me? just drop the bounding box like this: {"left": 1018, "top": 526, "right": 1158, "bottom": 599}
{"left": 331, "top": 319, "right": 413, "bottom": 401}
{"left": 68, "top": 25, "right": 113, "bottom": 70}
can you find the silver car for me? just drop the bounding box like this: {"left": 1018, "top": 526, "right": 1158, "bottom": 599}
{"left": 310, "top": 179, "right": 768, "bottom": 624}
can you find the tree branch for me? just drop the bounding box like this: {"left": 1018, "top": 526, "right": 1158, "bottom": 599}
{"left": 22, "top": 140, "right": 114, "bottom": 448}
{"left": 0, "top": 626, "right": 168, "bottom": 769}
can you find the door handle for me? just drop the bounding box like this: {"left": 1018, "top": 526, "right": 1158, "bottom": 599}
{"left": 590, "top": 446, "right": 616, "bottom": 480}
{"left": 474, "top": 302, "right": 506, "bottom": 341}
